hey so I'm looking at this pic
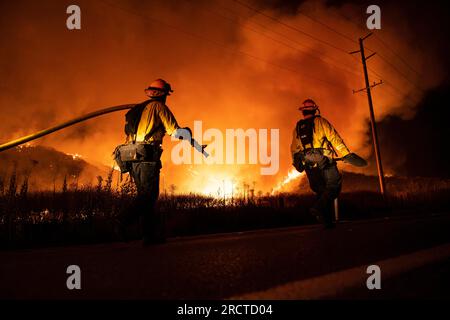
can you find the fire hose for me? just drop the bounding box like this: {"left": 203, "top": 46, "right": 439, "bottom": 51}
{"left": 0, "top": 104, "right": 209, "bottom": 157}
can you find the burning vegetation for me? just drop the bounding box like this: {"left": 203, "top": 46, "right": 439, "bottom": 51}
{"left": 1, "top": 163, "right": 450, "bottom": 248}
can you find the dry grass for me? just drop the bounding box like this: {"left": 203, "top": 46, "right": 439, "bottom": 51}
{"left": 0, "top": 171, "right": 449, "bottom": 249}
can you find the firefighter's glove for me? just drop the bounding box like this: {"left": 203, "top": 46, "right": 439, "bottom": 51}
{"left": 293, "top": 152, "right": 305, "bottom": 173}
{"left": 343, "top": 152, "right": 368, "bottom": 167}
{"left": 175, "top": 127, "right": 194, "bottom": 145}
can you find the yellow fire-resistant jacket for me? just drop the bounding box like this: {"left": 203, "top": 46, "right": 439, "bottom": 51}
{"left": 290, "top": 116, "right": 350, "bottom": 160}
{"left": 132, "top": 100, "right": 180, "bottom": 144}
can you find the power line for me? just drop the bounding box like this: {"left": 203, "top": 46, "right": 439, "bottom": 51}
{"left": 373, "top": 49, "right": 424, "bottom": 93}
{"left": 372, "top": 34, "right": 422, "bottom": 77}
{"left": 297, "top": 6, "right": 425, "bottom": 92}
{"left": 232, "top": 0, "right": 351, "bottom": 55}
{"left": 213, "top": 0, "right": 429, "bottom": 109}
{"left": 348, "top": 41, "right": 420, "bottom": 106}
{"left": 323, "top": 8, "right": 424, "bottom": 87}
{"left": 233, "top": 0, "right": 424, "bottom": 93}
{"left": 98, "top": 0, "right": 354, "bottom": 91}
{"left": 99, "top": 0, "right": 422, "bottom": 104}
{"left": 235, "top": 0, "right": 425, "bottom": 104}
{"left": 366, "top": 65, "right": 421, "bottom": 105}
{"left": 224, "top": 0, "right": 426, "bottom": 99}
{"left": 381, "top": 80, "right": 421, "bottom": 105}
{"left": 197, "top": 2, "right": 363, "bottom": 78}
{"left": 289, "top": 6, "right": 359, "bottom": 46}
{"left": 364, "top": 66, "right": 421, "bottom": 106}
{"left": 350, "top": 54, "right": 419, "bottom": 108}
{"left": 219, "top": 1, "right": 358, "bottom": 58}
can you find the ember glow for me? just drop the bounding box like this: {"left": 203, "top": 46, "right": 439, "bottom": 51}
{"left": 16, "top": 143, "right": 33, "bottom": 151}
{"left": 66, "top": 153, "right": 83, "bottom": 160}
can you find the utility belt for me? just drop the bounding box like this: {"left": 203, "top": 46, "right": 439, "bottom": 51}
{"left": 295, "top": 117, "right": 337, "bottom": 171}
{"left": 113, "top": 142, "right": 162, "bottom": 173}
{"left": 301, "top": 148, "right": 333, "bottom": 169}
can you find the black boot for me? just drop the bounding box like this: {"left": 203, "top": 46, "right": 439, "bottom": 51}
{"left": 322, "top": 206, "right": 336, "bottom": 229}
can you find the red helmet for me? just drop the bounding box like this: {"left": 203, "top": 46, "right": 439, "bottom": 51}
{"left": 145, "top": 79, "right": 173, "bottom": 96}
{"left": 298, "top": 98, "right": 319, "bottom": 111}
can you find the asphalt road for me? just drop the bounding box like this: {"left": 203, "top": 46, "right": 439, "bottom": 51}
{"left": 1, "top": 213, "right": 450, "bottom": 299}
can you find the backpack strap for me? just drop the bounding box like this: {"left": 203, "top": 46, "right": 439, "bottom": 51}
{"left": 124, "top": 99, "right": 151, "bottom": 141}
{"left": 296, "top": 116, "right": 316, "bottom": 150}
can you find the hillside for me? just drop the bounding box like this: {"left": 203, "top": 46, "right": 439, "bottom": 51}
{"left": 0, "top": 145, "right": 111, "bottom": 192}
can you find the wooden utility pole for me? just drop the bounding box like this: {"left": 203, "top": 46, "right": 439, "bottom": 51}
{"left": 350, "top": 33, "right": 386, "bottom": 197}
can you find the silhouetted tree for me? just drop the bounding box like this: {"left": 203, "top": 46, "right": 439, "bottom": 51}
{"left": 62, "top": 175, "right": 68, "bottom": 193}
{"left": 96, "top": 175, "right": 103, "bottom": 192}
{"left": 8, "top": 164, "right": 17, "bottom": 198}
{"left": 105, "top": 169, "right": 113, "bottom": 193}
{"left": 169, "top": 184, "right": 177, "bottom": 196}
{"left": 19, "top": 176, "right": 29, "bottom": 199}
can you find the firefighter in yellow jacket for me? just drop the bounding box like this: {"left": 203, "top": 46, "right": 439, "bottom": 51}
{"left": 291, "top": 99, "right": 366, "bottom": 228}
{"left": 116, "top": 79, "right": 202, "bottom": 245}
